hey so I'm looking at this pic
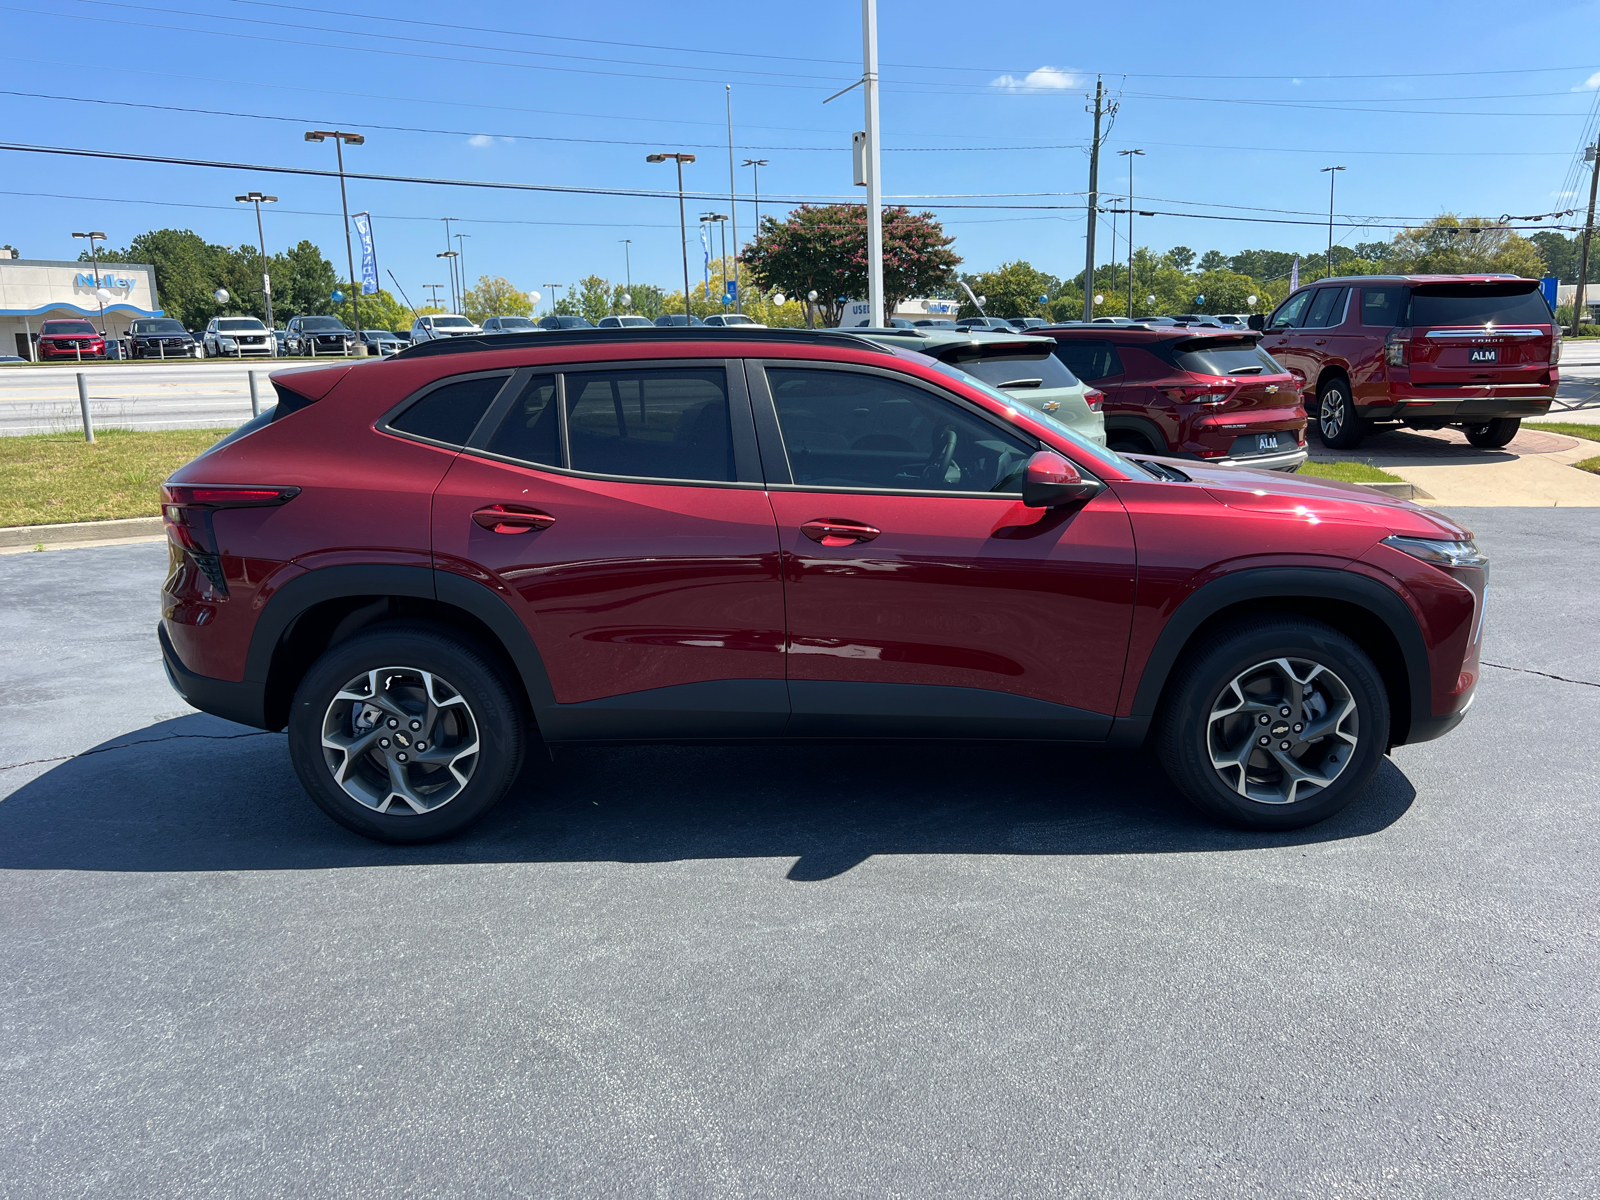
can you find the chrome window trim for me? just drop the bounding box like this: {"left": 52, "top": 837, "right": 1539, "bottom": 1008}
{"left": 376, "top": 368, "right": 520, "bottom": 452}
{"left": 1423, "top": 327, "right": 1546, "bottom": 340}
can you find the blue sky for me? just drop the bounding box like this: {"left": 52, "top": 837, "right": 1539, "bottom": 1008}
{"left": 3, "top": 0, "right": 1599, "bottom": 308}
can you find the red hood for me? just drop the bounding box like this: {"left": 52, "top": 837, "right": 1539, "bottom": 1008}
{"left": 1141, "top": 456, "right": 1471, "bottom": 540}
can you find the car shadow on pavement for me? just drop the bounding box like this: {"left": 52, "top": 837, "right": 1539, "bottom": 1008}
{"left": 0, "top": 714, "right": 1417, "bottom": 880}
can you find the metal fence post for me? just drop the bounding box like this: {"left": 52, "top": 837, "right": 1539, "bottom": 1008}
{"left": 77, "top": 372, "right": 95, "bottom": 443}
{"left": 248, "top": 370, "right": 261, "bottom": 418}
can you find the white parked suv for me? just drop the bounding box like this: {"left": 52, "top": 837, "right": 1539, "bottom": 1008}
{"left": 203, "top": 317, "right": 275, "bottom": 357}
{"left": 409, "top": 314, "right": 482, "bottom": 342}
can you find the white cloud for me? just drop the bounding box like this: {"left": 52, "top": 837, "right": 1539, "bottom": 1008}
{"left": 991, "top": 66, "right": 1080, "bottom": 92}
{"left": 1574, "top": 70, "right": 1600, "bottom": 91}
{"left": 467, "top": 134, "right": 492, "bottom": 148}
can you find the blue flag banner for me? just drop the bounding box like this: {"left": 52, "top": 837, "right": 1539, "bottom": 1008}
{"left": 352, "top": 212, "right": 379, "bottom": 296}
{"left": 700, "top": 226, "right": 711, "bottom": 293}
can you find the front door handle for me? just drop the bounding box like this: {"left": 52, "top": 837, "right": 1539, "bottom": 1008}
{"left": 1314, "top": 338, "right": 1327, "bottom": 346}
{"left": 800, "top": 518, "right": 881, "bottom": 547}
{"left": 472, "top": 504, "right": 555, "bottom": 534}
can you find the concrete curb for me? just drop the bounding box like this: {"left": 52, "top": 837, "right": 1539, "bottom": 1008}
{"left": 0, "top": 515, "right": 163, "bottom": 548}
{"left": 1351, "top": 480, "right": 1424, "bottom": 500}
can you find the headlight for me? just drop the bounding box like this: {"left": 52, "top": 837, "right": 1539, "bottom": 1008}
{"left": 1381, "top": 534, "right": 1488, "bottom": 570}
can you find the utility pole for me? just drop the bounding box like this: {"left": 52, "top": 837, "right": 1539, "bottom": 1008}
{"left": 1118, "top": 148, "right": 1143, "bottom": 318}
{"left": 424, "top": 283, "right": 445, "bottom": 307}
{"left": 455, "top": 232, "right": 471, "bottom": 314}
{"left": 1083, "top": 77, "right": 1112, "bottom": 322}
{"left": 727, "top": 85, "right": 741, "bottom": 314}
{"left": 1321, "top": 166, "right": 1346, "bottom": 276}
{"left": 862, "top": 0, "right": 884, "bottom": 327}
{"left": 1572, "top": 144, "right": 1599, "bottom": 337}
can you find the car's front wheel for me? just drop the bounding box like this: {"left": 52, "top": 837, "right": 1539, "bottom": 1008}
{"left": 287, "top": 623, "right": 526, "bottom": 843}
{"left": 1158, "top": 617, "right": 1390, "bottom": 830}
{"left": 1463, "top": 417, "right": 1520, "bottom": 449}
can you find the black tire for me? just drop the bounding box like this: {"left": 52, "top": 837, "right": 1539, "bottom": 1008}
{"left": 1314, "top": 377, "right": 1366, "bottom": 449}
{"left": 1158, "top": 617, "right": 1390, "bottom": 831}
{"left": 1108, "top": 430, "right": 1158, "bottom": 454}
{"left": 1463, "top": 417, "right": 1519, "bottom": 449}
{"left": 287, "top": 622, "right": 525, "bottom": 843}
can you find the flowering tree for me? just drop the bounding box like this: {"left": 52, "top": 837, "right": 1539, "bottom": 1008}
{"left": 741, "top": 204, "right": 960, "bottom": 326}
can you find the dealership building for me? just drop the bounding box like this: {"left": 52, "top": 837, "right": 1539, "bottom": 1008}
{"left": 0, "top": 257, "right": 163, "bottom": 359}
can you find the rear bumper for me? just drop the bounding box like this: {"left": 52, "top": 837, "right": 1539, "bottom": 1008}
{"left": 1362, "top": 392, "right": 1554, "bottom": 421}
{"left": 158, "top": 622, "right": 272, "bottom": 730}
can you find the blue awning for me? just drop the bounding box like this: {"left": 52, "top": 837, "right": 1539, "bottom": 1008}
{"left": 0, "top": 302, "right": 164, "bottom": 317}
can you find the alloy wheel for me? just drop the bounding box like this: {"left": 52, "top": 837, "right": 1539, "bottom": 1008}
{"left": 1206, "top": 657, "right": 1358, "bottom": 805}
{"left": 320, "top": 666, "right": 480, "bottom": 814}
{"left": 1319, "top": 388, "right": 1347, "bottom": 440}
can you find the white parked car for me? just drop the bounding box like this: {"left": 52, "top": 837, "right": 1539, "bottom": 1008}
{"left": 203, "top": 317, "right": 275, "bottom": 358}
{"left": 595, "top": 315, "right": 653, "bottom": 328}
{"left": 701, "top": 313, "right": 766, "bottom": 328}
{"left": 409, "top": 314, "right": 482, "bottom": 342}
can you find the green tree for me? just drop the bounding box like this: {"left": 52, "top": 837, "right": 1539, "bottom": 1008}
{"left": 1164, "top": 246, "right": 1196, "bottom": 272}
{"left": 1197, "top": 250, "right": 1228, "bottom": 273}
{"left": 741, "top": 204, "right": 960, "bottom": 325}
{"left": 462, "top": 275, "right": 533, "bottom": 323}
{"left": 573, "top": 275, "right": 614, "bottom": 324}
{"left": 271, "top": 240, "right": 340, "bottom": 322}
{"left": 955, "top": 261, "right": 1059, "bottom": 319}
{"left": 1385, "top": 215, "right": 1546, "bottom": 277}
{"left": 332, "top": 286, "right": 414, "bottom": 333}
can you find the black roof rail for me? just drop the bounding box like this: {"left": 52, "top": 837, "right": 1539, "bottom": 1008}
{"left": 392, "top": 326, "right": 896, "bottom": 359}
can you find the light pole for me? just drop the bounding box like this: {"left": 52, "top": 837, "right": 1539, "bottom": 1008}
{"left": 1118, "top": 149, "right": 1143, "bottom": 320}
{"left": 543, "top": 284, "right": 562, "bottom": 316}
{"left": 304, "top": 130, "right": 365, "bottom": 338}
{"left": 701, "top": 213, "right": 729, "bottom": 305}
{"left": 454, "top": 232, "right": 471, "bottom": 314}
{"left": 234, "top": 192, "right": 278, "bottom": 330}
{"left": 437, "top": 251, "right": 459, "bottom": 311}
{"left": 424, "top": 283, "right": 446, "bottom": 308}
{"left": 620, "top": 238, "right": 633, "bottom": 293}
{"left": 71, "top": 231, "right": 108, "bottom": 334}
{"left": 440, "top": 218, "right": 461, "bottom": 310}
{"left": 647, "top": 152, "right": 696, "bottom": 322}
{"left": 741, "top": 158, "right": 768, "bottom": 315}
{"left": 1320, "top": 166, "right": 1346, "bottom": 276}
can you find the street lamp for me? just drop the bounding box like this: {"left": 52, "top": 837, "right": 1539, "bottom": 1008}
{"left": 701, "top": 212, "right": 730, "bottom": 305}
{"left": 304, "top": 129, "right": 366, "bottom": 338}
{"left": 71, "top": 232, "right": 108, "bottom": 334}
{"left": 1117, "top": 149, "right": 1144, "bottom": 320}
{"left": 437, "top": 251, "right": 459, "bottom": 311}
{"left": 1320, "top": 166, "right": 1346, "bottom": 275}
{"left": 543, "top": 283, "right": 562, "bottom": 316}
{"left": 454, "top": 233, "right": 471, "bottom": 314}
{"left": 438, "top": 217, "right": 461, "bottom": 310}
{"left": 647, "top": 152, "right": 696, "bottom": 322}
{"left": 619, "top": 238, "right": 633, "bottom": 293}
{"left": 234, "top": 192, "right": 278, "bottom": 330}
{"left": 423, "top": 283, "right": 446, "bottom": 308}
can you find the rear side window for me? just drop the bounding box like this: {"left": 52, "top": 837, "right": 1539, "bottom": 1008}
{"left": 565, "top": 368, "right": 734, "bottom": 482}
{"left": 1407, "top": 283, "right": 1551, "bottom": 326}
{"left": 1048, "top": 339, "right": 1123, "bottom": 381}
{"left": 1361, "top": 287, "right": 1407, "bottom": 326}
{"left": 483, "top": 375, "right": 560, "bottom": 466}
{"left": 389, "top": 373, "right": 509, "bottom": 446}
{"left": 1302, "top": 287, "right": 1348, "bottom": 329}
{"left": 1171, "top": 340, "right": 1284, "bottom": 377}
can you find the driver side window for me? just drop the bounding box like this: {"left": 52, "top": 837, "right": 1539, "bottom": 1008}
{"left": 1269, "top": 291, "right": 1313, "bottom": 330}
{"left": 764, "top": 367, "right": 1033, "bottom": 494}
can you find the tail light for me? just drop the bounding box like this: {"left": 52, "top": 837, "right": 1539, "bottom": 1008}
{"left": 1551, "top": 328, "right": 1562, "bottom": 366}
{"left": 1385, "top": 327, "right": 1412, "bottom": 366}
{"left": 1164, "top": 385, "right": 1232, "bottom": 405}
{"left": 1084, "top": 388, "right": 1104, "bottom": 412}
{"left": 161, "top": 484, "right": 299, "bottom": 596}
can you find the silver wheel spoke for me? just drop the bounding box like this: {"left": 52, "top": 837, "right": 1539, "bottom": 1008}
{"left": 1205, "top": 655, "right": 1359, "bottom": 806}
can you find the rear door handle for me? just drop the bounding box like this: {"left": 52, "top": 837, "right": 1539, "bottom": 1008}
{"left": 1314, "top": 339, "right": 1327, "bottom": 345}
{"left": 472, "top": 504, "right": 555, "bottom": 534}
{"left": 800, "top": 518, "right": 881, "bottom": 547}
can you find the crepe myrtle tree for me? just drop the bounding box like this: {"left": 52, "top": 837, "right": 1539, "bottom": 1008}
{"left": 741, "top": 203, "right": 959, "bottom": 327}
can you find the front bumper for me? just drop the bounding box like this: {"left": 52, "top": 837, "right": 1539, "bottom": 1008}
{"left": 1206, "top": 447, "right": 1310, "bottom": 472}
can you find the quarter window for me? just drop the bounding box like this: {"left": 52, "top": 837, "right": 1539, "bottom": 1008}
{"left": 389, "top": 374, "right": 509, "bottom": 447}
{"left": 765, "top": 367, "right": 1032, "bottom": 493}
{"left": 1047, "top": 339, "right": 1122, "bottom": 382}
{"left": 1360, "top": 287, "right": 1407, "bottom": 327}
{"left": 564, "top": 368, "right": 735, "bottom": 482}
{"left": 482, "top": 375, "right": 560, "bottom": 466}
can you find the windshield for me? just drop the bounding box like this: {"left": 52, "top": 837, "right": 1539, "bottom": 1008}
{"left": 1408, "top": 283, "right": 1551, "bottom": 326}
{"left": 493, "top": 317, "right": 536, "bottom": 329}
{"left": 217, "top": 318, "right": 266, "bottom": 331}
{"left": 132, "top": 319, "right": 185, "bottom": 333}
{"left": 1171, "top": 339, "right": 1285, "bottom": 377}
{"left": 300, "top": 317, "right": 347, "bottom": 331}
{"left": 432, "top": 316, "right": 475, "bottom": 328}
{"left": 43, "top": 320, "right": 97, "bottom": 334}
{"left": 943, "top": 351, "right": 1080, "bottom": 391}
{"left": 928, "top": 360, "right": 1128, "bottom": 473}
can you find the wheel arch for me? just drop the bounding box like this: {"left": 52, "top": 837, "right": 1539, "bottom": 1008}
{"left": 248, "top": 565, "right": 556, "bottom": 731}
{"left": 1102, "top": 413, "right": 1169, "bottom": 453}
{"left": 1316, "top": 363, "right": 1353, "bottom": 396}
{"left": 1110, "top": 567, "right": 1428, "bottom": 750}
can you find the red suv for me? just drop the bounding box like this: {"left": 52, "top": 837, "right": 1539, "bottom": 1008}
{"left": 36, "top": 318, "right": 106, "bottom": 361}
{"left": 158, "top": 329, "right": 1485, "bottom": 843}
{"left": 1251, "top": 275, "right": 1558, "bottom": 450}
{"left": 1033, "top": 325, "right": 1308, "bottom": 470}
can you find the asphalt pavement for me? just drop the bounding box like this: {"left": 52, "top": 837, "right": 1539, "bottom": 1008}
{"left": 1, "top": 509, "right": 1596, "bottom": 1198}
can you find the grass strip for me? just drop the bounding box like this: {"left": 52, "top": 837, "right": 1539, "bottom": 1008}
{"left": 1577, "top": 456, "right": 1600, "bottom": 476}
{"left": 1527, "top": 421, "right": 1600, "bottom": 444}
{"left": 1298, "top": 460, "right": 1404, "bottom": 484}
{"left": 0, "top": 427, "right": 229, "bottom": 527}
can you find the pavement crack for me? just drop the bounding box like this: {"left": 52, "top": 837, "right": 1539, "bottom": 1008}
{"left": 1482, "top": 662, "right": 1600, "bottom": 689}
{"left": 0, "top": 729, "right": 278, "bottom": 772}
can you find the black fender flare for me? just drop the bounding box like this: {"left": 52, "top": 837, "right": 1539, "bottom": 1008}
{"left": 245, "top": 564, "right": 557, "bottom": 724}
{"left": 1102, "top": 413, "right": 1170, "bottom": 453}
{"left": 1108, "top": 566, "right": 1429, "bottom": 749}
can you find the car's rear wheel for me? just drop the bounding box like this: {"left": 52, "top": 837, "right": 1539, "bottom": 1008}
{"left": 1463, "top": 417, "right": 1520, "bottom": 449}
{"left": 1314, "top": 377, "right": 1366, "bottom": 449}
{"left": 288, "top": 623, "right": 525, "bottom": 843}
{"left": 1158, "top": 617, "right": 1389, "bottom": 830}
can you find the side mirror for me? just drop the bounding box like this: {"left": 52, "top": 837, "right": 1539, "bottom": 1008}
{"left": 1022, "top": 451, "right": 1102, "bottom": 509}
{"left": 1247, "top": 313, "right": 1266, "bottom": 331}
